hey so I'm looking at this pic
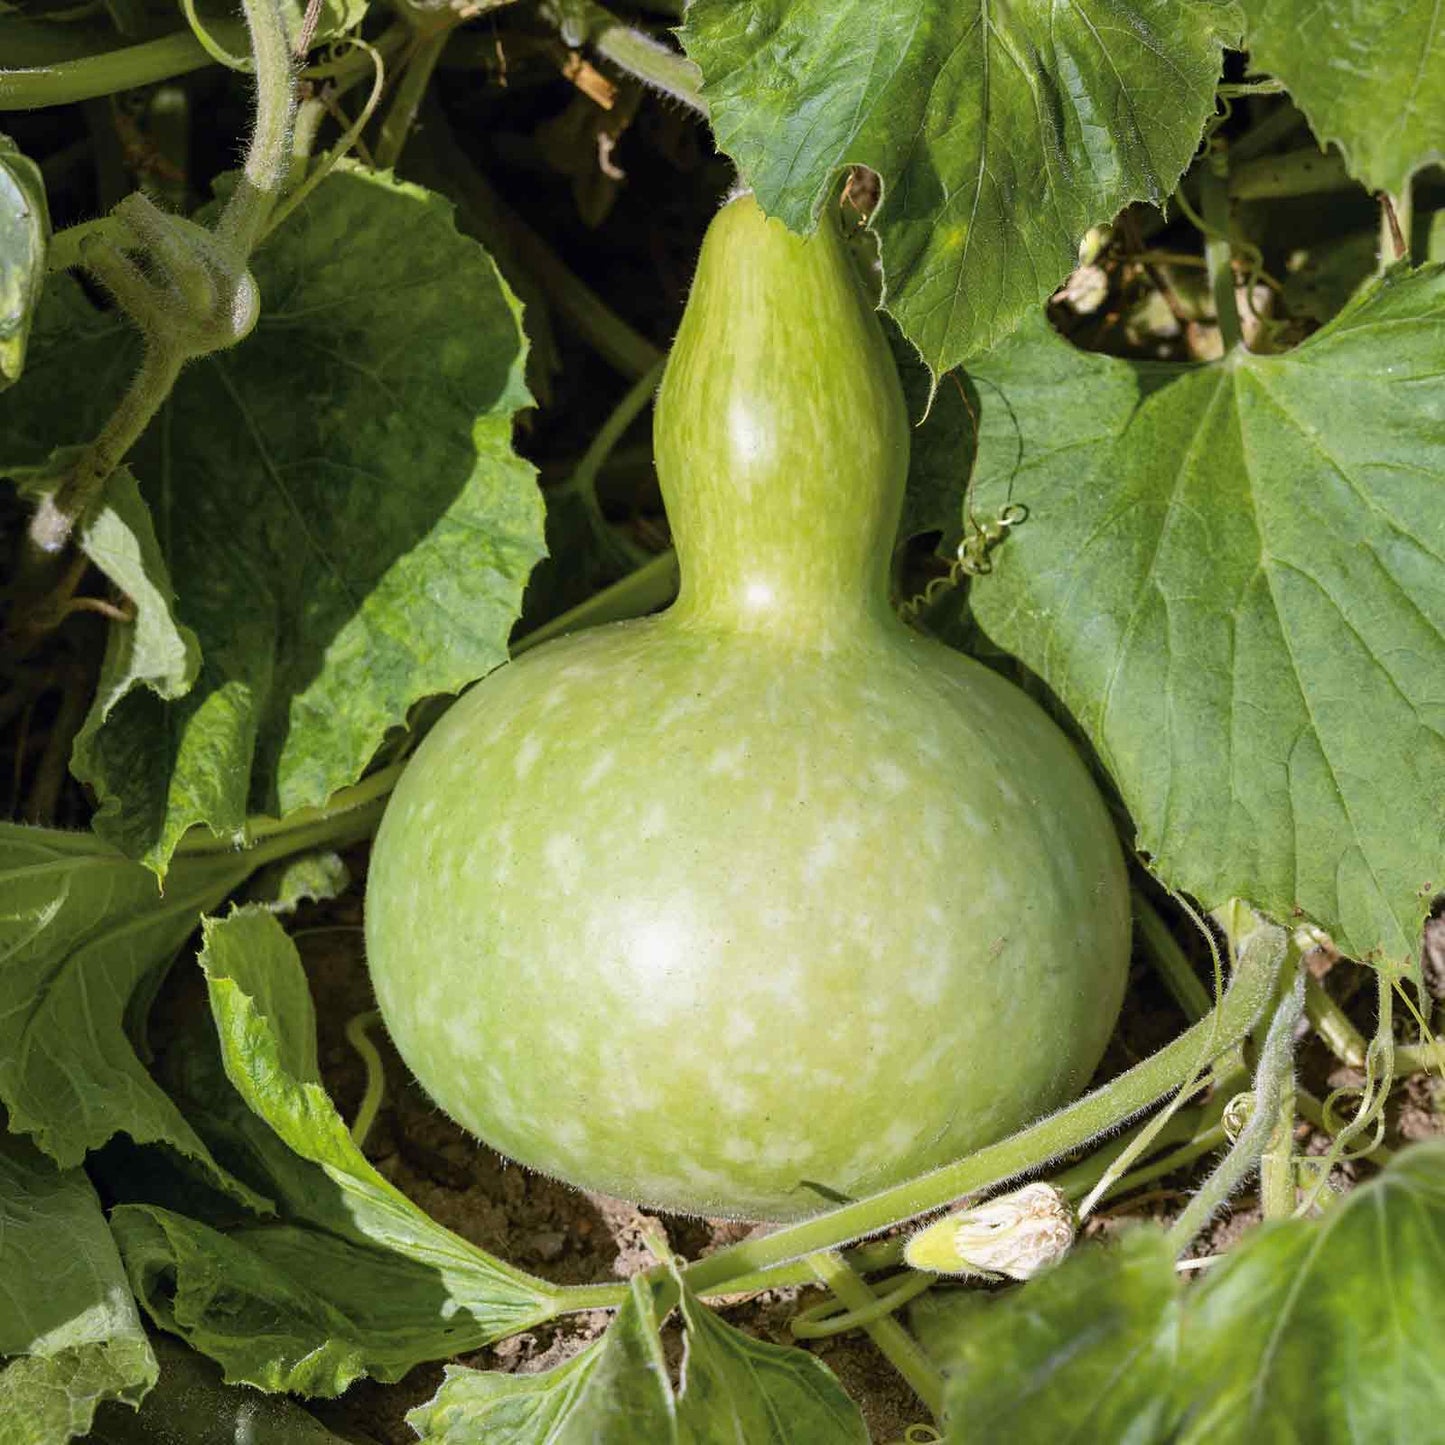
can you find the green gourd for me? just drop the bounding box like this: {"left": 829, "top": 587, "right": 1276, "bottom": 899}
{"left": 365, "top": 192, "right": 1130, "bottom": 1221}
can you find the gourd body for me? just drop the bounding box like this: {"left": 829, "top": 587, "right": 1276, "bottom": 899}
{"left": 365, "top": 194, "right": 1130, "bottom": 1220}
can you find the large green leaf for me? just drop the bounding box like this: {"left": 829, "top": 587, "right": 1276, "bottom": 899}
{"left": 196, "top": 907, "right": 554, "bottom": 1322}
{"left": 0, "top": 1134, "right": 157, "bottom": 1444}
{"left": 1239, "top": 1, "right": 1445, "bottom": 197}
{"left": 112, "top": 907, "right": 563, "bottom": 1393}
{"left": 681, "top": 0, "right": 1237, "bottom": 374}
{"left": 675, "top": 1281, "right": 868, "bottom": 1444}
{"left": 1176, "top": 1142, "right": 1445, "bottom": 1442}
{"left": 968, "top": 268, "right": 1445, "bottom": 973}
{"left": 409, "top": 1278, "right": 677, "bottom": 1444}
{"left": 409, "top": 1265, "right": 867, "bottom": 1445}
{"left": 0, "top": 821, "right": 261, "bottom": 1183}
{"left": 939, "top": 1143, "right": 1445, "bottom": 1445}
{"left": 113, "top": 1208, "right": 542, "bottom": 1397}
{"left": 0, "top": 165, "right": 545, "bottom": 875}
{"left": 940, "top": 1229, "right": 1179, "bottom": 1443}
{"left": 0, "top": 131, "right": 46, "bottom": 385}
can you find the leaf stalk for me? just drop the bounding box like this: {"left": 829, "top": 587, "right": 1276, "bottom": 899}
{"left": 808, "top": 1253, "right": 945, "bottom": 1419}
{"left": 1199, "top": 148, "right": 1243, "bottom": 353}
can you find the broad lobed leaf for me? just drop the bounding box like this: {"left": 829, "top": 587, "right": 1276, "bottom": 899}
{"left": 936, "top": 1141, "right": 1445, "bottom": 1444}
{"left": 1175, "top": 1143, "right": 1445, "bottom": 1442}
{"left": 1237, "top": 0, "right": 1445, "bottom": 197}
{"left": 0, "top": 1134, "right": 157, "bottom": 1444}
{"left": 113, "top": 1208, "right": 532, "bottom": 1398}
{"left": 675, "top": 1280, "right": 870, "bottom": 1444}
{"left": 681, "top": 0, "right": 1238, "bottom": 375}
{"left": 968, "top": 267, "right": 1445, "bottom": 974}
{"left": 410, "top": 1267, "right": 869, "bottom": 1445}
{"left": 929, "top": 1229, "right": 1179, "bottom": 1443}
{"left": 0, "top": 165, "right": 546, "bottom": 876}
{"left": 0, "top": 821, "right": 264, "bottom": 1184}
{"left": 111, "top": 907, "right": 563, "bottom": 1395}
{"left": 410, "top": 1279, "right": 676, "bottom": 1444}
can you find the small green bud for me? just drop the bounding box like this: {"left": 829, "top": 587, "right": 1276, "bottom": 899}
{"left": 904, "top": 1182, "right": 1075, "bottom": 1280}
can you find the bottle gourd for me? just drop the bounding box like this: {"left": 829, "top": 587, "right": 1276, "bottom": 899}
{"left": 365, "top": 193, "right": 1130, "bottom": 1221}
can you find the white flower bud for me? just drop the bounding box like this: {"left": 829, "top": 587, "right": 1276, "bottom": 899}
{"left": 904, "top": 1183, "right": 1075, "bottom": 1280}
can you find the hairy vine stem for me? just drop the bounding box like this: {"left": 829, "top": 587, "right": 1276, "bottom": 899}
{"left": 1259, "top": 977, "right": 1302, "bottom": 1218}
{"left": 542, "top": 0, "right": 706, "bottom": 114}
{"left": 215, "top": 0, "right": 298, "bottom": 264}
{"left": 1167, "top": 954, "right": 1304, "bottom": 1252}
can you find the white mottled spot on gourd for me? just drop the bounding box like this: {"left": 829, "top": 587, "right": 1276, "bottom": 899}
{"left": 706, "top": 741, "right": 748, "bottom": 777}
{"left": 638, "top": 802, "right": 668, "bottom": 839}
{"left": 725, "top": 1009, "right": 758, "bottom": 1043}
{"left": 442, "top": 1014, "right": 476, "bottom": 1055}
{"left": 550, "top": 1119, "right": 586, "bottom": 1150}
{"left": 803, "top": 836, "right": 839, "bottom": 883}
{"left": 871, "top": 758, "right": 912, "bottom": 795}
{"left": 514, "top": 734, "right": 542, "bottom": 778}
{"left": 679, "top": 1162, "right": 742, "bottom": 1195}
{"left": 759, "top": 1137, "right": 814, "bottom": 1169}
{"left": 549, "top": 1022, "right": 582, "bottom": 1057}
{"left": 714, "top": 1079, "right": 758, "bottom": 1115}
{"left": 761, "top": 962, "right": 810, "bottom": 1005}
{"left": 656, "top": 695, "right": 704, "bottom": 730}
{"left": 581, "top": 751, "right": 616, "bottom": 790}
{"left": 905, "top": 958, "right": 953, "bottom": 1005}
{"left": 543, "top": 834, "right": 584, "bottom": 887}
{"left": 721, "top": 1135, "right": 759, "bottom": 1164}
{"left": 881, "top": 1120, "right": 916, "bottom": 1153}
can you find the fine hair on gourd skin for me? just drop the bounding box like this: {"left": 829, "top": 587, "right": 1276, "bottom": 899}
{"left": 363, "top": 190, "right": 1132, "bottom": 1222}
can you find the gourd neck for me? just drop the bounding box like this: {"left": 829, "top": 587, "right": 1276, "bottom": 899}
{"left": 653, "top": 192, "right": 910, "bottom": 646}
